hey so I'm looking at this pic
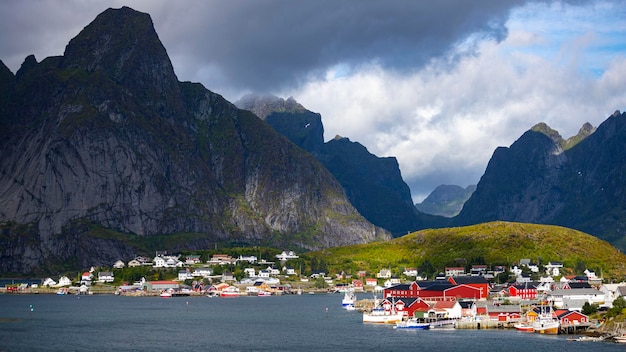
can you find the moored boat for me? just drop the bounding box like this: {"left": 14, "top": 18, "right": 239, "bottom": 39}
{"left": 514, "top": 322, "right": 534, "bottom": 332}
{"left": 363, "top": 308, "right": 403, "bottom": 324}
{"left": 614, "top": 335, "right": 626, "bottom": 343}
{"left": 532, "top": 315, "right": 559, "bottom": 334}
{"left": 159, "top": 290, "right": 172, "bottom": 298}
{"left": 342, "top": 290, "right": 356, "bottom": 310}
{"left": 220, "top": 286, "right": 240, "bottom": 297}
{"left": 395, "top": 318, "right": 430, "bottom": 330}
{"left": 257, "top": 291, "right": 272, "bottom": 297}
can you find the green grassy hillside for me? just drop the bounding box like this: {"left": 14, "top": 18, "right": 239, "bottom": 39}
{"left": 304, "top": 221, "right": 626, "bottom": 281}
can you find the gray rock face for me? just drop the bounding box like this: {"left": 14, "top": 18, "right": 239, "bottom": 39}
{"left": 0, "top": 7, "right": 388, "bottom": 274}
{"left": 237, "top": 94, "right": 443, "bottom": 236}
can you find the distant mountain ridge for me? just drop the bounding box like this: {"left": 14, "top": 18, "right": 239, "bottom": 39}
{"left": 415, "top": 184, "right": 476, "bottom": 217}
{"left": 237, "top": 94, "right": 446, "bottom": 236}
{"left": 0, "top": 7, "right": 388, "bottom": 274}
{"left": 455, "top": 110, "right": 626, "bottom": 251}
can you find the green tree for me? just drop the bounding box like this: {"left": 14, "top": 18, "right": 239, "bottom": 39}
{"left": 581, "top": 302, "right": 597, "bottom": 316}
{"left": 418, "top": 259, "right": 435, "bottom": 279}
{"left": 314, "top": 277, "right": 328, "bottom": 289}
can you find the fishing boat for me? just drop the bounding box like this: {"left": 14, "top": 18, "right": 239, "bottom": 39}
{"left": 532, "top": 313, "right": 559, "bottom": 334}
{"left": 395, "top": 318, "right": 430, "bottom": 330}
{"left": 342, "top": 290, "right": 356, "bottom": 310}
{"left": 514, "top": 322, "right": 534, "bottom": 332}
{"left": 257, "top": 291, "right": 272, "bottom": 297}
{"left": 159, "top": 290, "right": 172, "bottom": 298}
{"left": 362, "top": 297, "right": 403, "bottom": 324}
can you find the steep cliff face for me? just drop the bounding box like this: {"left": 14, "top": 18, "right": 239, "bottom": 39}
{"left": 0, "top": 7, "right": 388, "bottom": 274}
{"left": 455, "top": 111, "right": 626, "bottom": 250}
{"left": 237, "top": 94, "right": 445, "bottom": 236}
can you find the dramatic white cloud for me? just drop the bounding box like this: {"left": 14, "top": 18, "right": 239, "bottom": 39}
{"left": 292, "top": 1, "right": 626, "bottom": 201}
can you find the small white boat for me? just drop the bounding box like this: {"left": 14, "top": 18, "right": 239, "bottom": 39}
{"left": 257, "top": 291, "right": 272, "bottom": 297}
{"left": 159, "top": 290, "right": 172, "bottom": 298}
{"left": 514, "top": 322, "right": 534, "bottom": 332}
{"left": 395, "top": 318, "right": 430, "bottom": 330}
{"left": 342, "top": 290, "right": 356, "bottom": 310}
{"left": 220, "top": 286, "right": 240, "bottom": 297}
{"left": 363, "top": 308, "right": 403, "bottom": 324}
{"left": 56, "top": 288, "right": 68, "bottom": 295}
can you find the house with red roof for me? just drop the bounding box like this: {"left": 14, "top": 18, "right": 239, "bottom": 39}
{"left": 555, "top": 309, "right": 589, "bottom": 326}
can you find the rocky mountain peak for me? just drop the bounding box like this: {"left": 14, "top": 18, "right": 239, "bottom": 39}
{"left": 60, "top": 6, "right": 181, "bottom": 116}
{"left": 531, "top": 122, "right": 564, "bottom": 145}
{"left": 237, "top": 94, "right": 306, "bottom": 120}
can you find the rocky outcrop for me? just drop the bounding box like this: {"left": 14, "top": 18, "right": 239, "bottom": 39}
{"left": 0, "top": 7, "right": 388, "bottom": 274}
{"left": 237, "top": 94, "right": 445, "bottom": 236}
{"left": 455, "top": 111, "right": 626, "bottom": 250}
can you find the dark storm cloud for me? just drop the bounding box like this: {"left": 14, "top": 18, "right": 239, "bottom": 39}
{"left": 143, "top": 0, "right": 525, "bottom": 93}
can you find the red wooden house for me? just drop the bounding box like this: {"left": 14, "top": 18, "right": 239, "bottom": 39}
{"left": 447, "top": 276, "right": 489, "bottom": 299}
{"left": 555, "top": 309, "right": 589, "bottom": 326}
{"left": 508, "top": 284, "right": 538, "bottom": 300}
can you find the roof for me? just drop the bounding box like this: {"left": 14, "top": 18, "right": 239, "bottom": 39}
{"left": 433, "top": 300, "right": 458, "bottom": 309}
{"left": 486, "top": 304, "right": 521, "bottom": 313}
{"left": 387, "top": 283, "right": 411, "bottom": 291}
{"left": 450, "top": 276, "right": 489, "bottom": 284}
{"left": 550, "top": 288, "right": 603, "bottom": 296}
{"left": 421, "top": 283, "right": 455, "bottom": 291}
{"left": 568, "top": 282, "right": 592, "bottom": 289}
{"left": 459, "top": 301, "right": 475, "bottom": 309}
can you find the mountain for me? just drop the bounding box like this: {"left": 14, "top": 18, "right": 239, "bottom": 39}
{"left": 0, "top": 7, "right": 389, "bottom": 274}
{"left": 454, "top": 111, "right": 626, "bottom": 250}
{"left": 236, "top": 94, "right": 447, "bottom": 236}
{"left": 415, "top": 184, "right": 476, "bottom": 217}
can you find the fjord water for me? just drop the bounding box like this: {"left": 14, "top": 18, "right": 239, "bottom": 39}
{"left": 0, "top": 293, "right": 622, "bottom": 352}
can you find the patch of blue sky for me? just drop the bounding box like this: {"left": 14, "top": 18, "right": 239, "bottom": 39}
{"left": 501, "top": 0, "right": 626, "bottom": 77}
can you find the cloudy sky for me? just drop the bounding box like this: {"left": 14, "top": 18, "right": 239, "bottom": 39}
{"left": 2, "top": 1, "right": 625, "bottom": 202}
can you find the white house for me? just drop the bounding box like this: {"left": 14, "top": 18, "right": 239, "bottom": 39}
{"left": 549, "top": 288, "right": 606, "bottom": 310}
{"left": 178, "top": 269, "right": 194, "bottom": 281}
{"left": 42, "top": 278, "right": 57, "bottom": 287}
{"left": 113, "top": 260, "right": 126, "bottom": 269}
{"left": 244, "top": 268, "right": 256, "bottom": 277}
{"left": 127, "top": 259, "right": 143, "bottom": 267}
{"left": 276, "top": 251, "right": 299, "bottom": 260}
{"left": 377, "top": 269, "right": 392, "bottom": 279}
{"left": 275, "top": 251, "right": 299, "bottom": 261}
{"left": 98, "top": 271, "right": 114, "bottom": 283}
{"left": 81, "top": 271, "right": 93, "bottom": 285}
{"left": 193, "top": 267, "right": 214, "bottom": 278}
{"left": 403, "top": 268, "right": 418, "bottom": 277}
{"left": 258, "top": 269, "right": 271, "bottom": 278}
{"left": 57, "top": 276, "right": 72, "bottom": 287}
{"left": 268, "top": 266, "right": 280, "bottom": 276}
{"left": 282, "top": 266, "right": 297, "bottom": 276}
{"left": 445, "top": 267, "right": 465, "bottom": 277}
{"left": 545, "top": 262, "right": 563, "bottom": 276}
{"left": 153, "top": 255, "right": 183, "bottom": 268}
{"left": 238, "top": 255, "right": 258, "bottom": 264}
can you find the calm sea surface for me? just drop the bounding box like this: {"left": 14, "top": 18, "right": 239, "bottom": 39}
{"left": 0, "top": 293, "right": 623, "bottom": 352}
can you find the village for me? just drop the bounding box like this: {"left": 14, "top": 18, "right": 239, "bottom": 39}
{"left": 4, "top": 250, "right": 626, "bottom": 339}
